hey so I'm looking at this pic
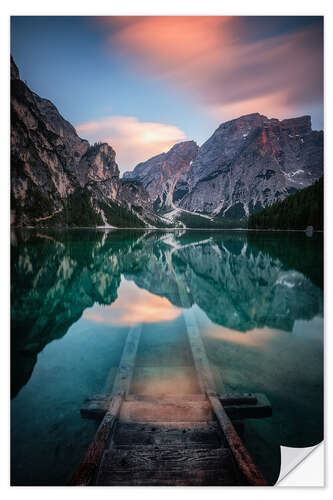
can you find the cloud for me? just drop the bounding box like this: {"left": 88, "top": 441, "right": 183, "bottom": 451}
{"left": 76, "top": 115, "right": 187, "bottom": 171}
{"left": 98, "top": 16, "right": 323, "bottom": 124}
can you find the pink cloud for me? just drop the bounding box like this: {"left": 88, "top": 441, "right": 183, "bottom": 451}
{"left": 99, "top": 17, "right": 323, "bottom": 123}
{"left": 76, "top": 115, "right": 187, "bottom": 171}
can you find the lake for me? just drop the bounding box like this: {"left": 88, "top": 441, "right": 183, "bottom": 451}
{"left": 10, "top": 229, "right": 323, "bottom": 485}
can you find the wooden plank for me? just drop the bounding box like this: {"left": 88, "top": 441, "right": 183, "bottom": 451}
{"left": 80, "top": 393, "right": 110, "bottom": 419}
{"left": 219, "top": 393, "right": 258, "bottom": 405}
{"left": 114, "top": 421, "right": 223, "bottom": 448}
{"left": 69, "top": 395, "right": 122, "bottom": 486}
{"left": 119, "top": 400, "right": 213, "bottom": 422}
{"left": 98, "top": 446, "right": 235, "bottom": 474}
{"left": 97, "top": 474, "right": 234, "bottom": 486}
{"left": 97, "top": 454, "right": 238, "bottom": 486}
{"left": 111, "top": 324, "right": 142, "bottom": 396}
{"left": 126, "top": 393, "right": 207, "bottom": 402}
{"left": 182, "top": 309, "right": 268, "bottom": 485}
{"left": 81, "top": 392, "right": 263, "bottom": 413}
{"left": 80, "top": 392, "right": 271, "bottom": 421}
{"left": 183, "top": 312, "right": 219, "bottom": 394}
{"left": 81, "top": 393, "right": 207, "bottom": 420}
{"left": 224, "top": 393, "right": 272, "bottom": 420}
{"left": 70, "top": 324, "right": 142, "bottom": 485}
{"left": 130, "top": 364, "right": 202, "bottom": 396}
{"left": 209, "top": 395, "right": 268, "bottom": 486}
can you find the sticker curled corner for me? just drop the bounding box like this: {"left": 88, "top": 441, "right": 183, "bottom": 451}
{"left": 277, "top": 442, "right": 324, "bottom": 486}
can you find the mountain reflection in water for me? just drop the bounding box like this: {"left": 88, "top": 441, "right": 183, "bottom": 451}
{"left": 11, "top": 229, "right": 323, "bottom": 485}
{"left": 11, "top": 229, "right": 322, "bottom": 397}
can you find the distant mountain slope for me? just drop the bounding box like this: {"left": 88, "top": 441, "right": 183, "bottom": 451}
{"left": 124, "top": 113, "right": 323, "bottom": 219}
{"left": 123, "top": 140, "right": 199, "bottom": 211}
{"left": 10, "top": 57, "right": 165, "bottom": 228}
{"left": 248, "top": 177, "right": 323, "bottom": 230}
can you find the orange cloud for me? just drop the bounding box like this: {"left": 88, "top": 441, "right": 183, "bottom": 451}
{"left": 99, "top": 17, "right": 323, "bottom": 124}
{"left": 83, "top": 279, "right": 181, "bottom": 326}
{"left": 76, "top": 115, "right": 186, "bottom": 171}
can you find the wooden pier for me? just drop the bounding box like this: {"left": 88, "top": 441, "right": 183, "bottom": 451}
{"left": 69, "top": 304, "right": 271, "bottom": 486}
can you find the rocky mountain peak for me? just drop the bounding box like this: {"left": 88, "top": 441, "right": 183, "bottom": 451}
{"left": 78, "top": 142, "right": 120, "bottom": 200}
{"left": 11, "top": 56, "right": 20, "bottom": 80}
{"left": 176, "top": 113, "right": 323, "bottom": 217}
{"left": 166, "top": 140, "right": 199, "bottom": 159}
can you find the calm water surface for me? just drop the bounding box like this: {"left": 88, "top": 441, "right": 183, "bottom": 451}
{"left": 11, "top": 229, "right": 323, "bottom": 485}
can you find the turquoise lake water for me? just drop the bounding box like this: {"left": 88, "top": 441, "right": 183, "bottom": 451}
{"left": 11, "top": 229, "right": 323, "bottom": 485}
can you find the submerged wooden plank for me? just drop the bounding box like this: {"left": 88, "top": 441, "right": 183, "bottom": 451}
{"left": 224, "top": 393, "right": 272, "bottom": 420}
{"left": 112, "top": 324, "right": 142, "bottom": 396}
{"left": 126, "top": 393, "right": 206, "bottom": 402}
{"left": 80, "top": 393, "right": 110, "bottom": 419}
{"left": 219, "top": 393, "right": 258, "bottom": 405}
{"left": 114, "top": 421, "right": 223, "bottom": 448}
{"left": 81, "top": 392, "right": 271, "bottom": 420}
{"left": 130, "top": 364, "right": 202, "bottom": 396}
{"left": 119, "top": 399, "right": 213, "bottom": 422}
{"left": 70, "top": 324, "right": 142, "bottom": 485}
{"left": 183, "top": 314, "right": 218, "bottom": 394}
{"left": 209, "top": 395, "right": 268, "bottom": 486}
{"left": 97, "top": 456, "right": 237, "bottom": 486}
{"left": 69, "top": 395, "right": 122, "bottom": 486}
{"left": 182, "top": 309, "right": 268, "bottom": 486}
{"left": 104, "top": 445, "right": 228, "bottom": 469}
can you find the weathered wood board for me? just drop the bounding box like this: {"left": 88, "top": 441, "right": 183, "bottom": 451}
{"left": 113, "top": 421, "right": 224, "bottom": 448}
{"left": 81, "top": 392, "right": 271, "bottom": 421}
{"left": 69, "top": 395, "right": 122, "bottom": 486}
{"left": 96, "top": 446, "right": 240, "bottom": 486}
{"left": 119, "top": 399, "right": 213, "bottom": 422}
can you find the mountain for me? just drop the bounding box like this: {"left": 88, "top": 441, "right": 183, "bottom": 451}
{"left": 11, "top": 55, "right": 323, "bottom": 228}
{"left": 123, "top": 140, "right": 199, "bottom": 211}
{"left": 125, "top": 113, "right": 323, "bottom": 220}
{"left": 248, "top": 176, "right": 323, "bottom": 230}
{"left": 10, "top": 57, "right": 166, "bottom": 228}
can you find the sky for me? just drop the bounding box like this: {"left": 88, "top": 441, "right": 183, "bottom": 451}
{"left": 11, "top": 16, "right": 323, "bottom": 173}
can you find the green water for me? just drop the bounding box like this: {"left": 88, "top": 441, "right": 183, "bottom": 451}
{"left": 11, "top": 229, "right": 323, "bottom": 485}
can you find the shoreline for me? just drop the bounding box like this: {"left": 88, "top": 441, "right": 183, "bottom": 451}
{"left": 11, "top": 226, "right": 324, "bottom": 233}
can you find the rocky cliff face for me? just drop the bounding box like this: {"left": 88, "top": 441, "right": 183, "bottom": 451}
{"left": 124, "top": 113, "right": 323, "bottom": 219}
{"left": 10, "top": 57, "right": 157, "bottom": 228}
{"left": 123, "top": 141, "right": 199, "bottom": 210}
{"left": 178, "top": 113, "right": 323, "bottom": 217}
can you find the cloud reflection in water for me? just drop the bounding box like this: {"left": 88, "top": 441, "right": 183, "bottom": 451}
{"left": 83, "top": 278, "right": 181, "bottom": 326}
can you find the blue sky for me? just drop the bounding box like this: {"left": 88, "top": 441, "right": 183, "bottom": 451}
{"left": 11, "top": 16, "right": 323, "bottom": 172}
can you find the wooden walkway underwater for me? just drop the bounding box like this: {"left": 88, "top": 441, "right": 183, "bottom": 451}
{"left": 69, "top": 302, "right": 272, "bottom": 487}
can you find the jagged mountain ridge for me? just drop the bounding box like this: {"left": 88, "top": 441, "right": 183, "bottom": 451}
{"left": 125, "top": 113, "right": 323, "bottom": 218}
{"left": 10, "top": 57, "right": 164, "bottom": 228}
